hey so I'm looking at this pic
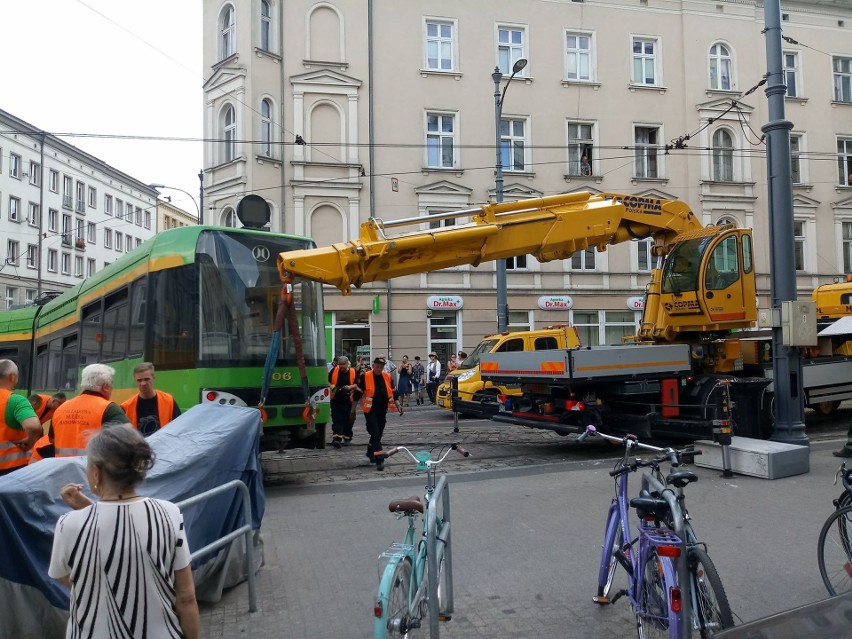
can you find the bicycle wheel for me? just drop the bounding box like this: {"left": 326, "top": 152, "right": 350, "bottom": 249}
{"left": 689, "top": 547, "right": 734, "bottom": 638}
{"left": 817, "top": 505, "right": 852, "bottom": 596}
{"left": 377, "top": 558, "right": 414, "bottom": 639}
{"left": 636, "top": 551, "right": 673, "bottom": 639}
{"left": 596, "top": 517, "right": 625, "bottom": 603}
{"left": 837, "top": 490, "right": 852, "bottom": 510}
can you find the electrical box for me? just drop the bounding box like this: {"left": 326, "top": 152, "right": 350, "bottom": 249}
{"left": 757, "top": 308, "right": 778, "bottom": 328}
{"left": 781, "top": 300, "right": 817, "bottom": 347}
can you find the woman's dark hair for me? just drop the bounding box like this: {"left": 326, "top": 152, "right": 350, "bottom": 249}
{"left": 87, "top": 423, "right": 156, "bottom": 490}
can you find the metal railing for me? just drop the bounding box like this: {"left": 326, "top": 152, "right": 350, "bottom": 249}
{"left": 176, "top": 479, "right": 258, "bottom": 613}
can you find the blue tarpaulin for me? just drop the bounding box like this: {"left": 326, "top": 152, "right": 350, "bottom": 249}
{"left": 0, "top": 403, "right": 265, "bottom": 639}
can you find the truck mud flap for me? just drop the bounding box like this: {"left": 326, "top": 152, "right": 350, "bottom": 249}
{"left": 490, "top": 413, "right": 581, "bottom": 436}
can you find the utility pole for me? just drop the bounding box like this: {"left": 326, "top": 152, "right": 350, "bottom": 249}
{"left": 762, "top": 0, "right": 808, "bottom": 446}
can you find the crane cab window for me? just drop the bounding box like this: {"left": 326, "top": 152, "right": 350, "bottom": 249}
{"left": 705, "top": 235, "right": 740, "bottom": 290}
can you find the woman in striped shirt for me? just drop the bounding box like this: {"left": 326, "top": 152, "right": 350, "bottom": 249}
{"left": 49, "top": 424, "right": 200, "bottom": 638}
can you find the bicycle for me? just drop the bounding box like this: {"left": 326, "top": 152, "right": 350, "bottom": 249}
{"left": 817, "top": 461, "right": 852, "bottom": 595}
{"left": 373, "top": 443, "right": 470, "bottom": 638}
{"left": 580, "top": 425, "right": 733, "bottom": 638}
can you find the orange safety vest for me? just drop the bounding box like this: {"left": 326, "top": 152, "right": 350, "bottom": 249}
{"left": 120, "top": 392, "right": 176, "bottom": 432}
{"left": 29, "top": 433, "right": 54, "bottom": 463}
{"left": 53, "top": 393, "right": 112, "bottom": 457}
{"left": 33, "top": 393, "right": 56, "bottom": 424}
{"left": 330, "top": 367, "right": 356, "bottom": 401}
{"left": 0, "top": 390, "right": 31, "bottom": 472}
{"left": 360, "top": 372, "right": 396, "bottom": 414}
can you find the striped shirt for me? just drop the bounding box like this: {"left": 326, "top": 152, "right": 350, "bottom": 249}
{"left": 49, "top": 497, "right": 191, "bottom": 638}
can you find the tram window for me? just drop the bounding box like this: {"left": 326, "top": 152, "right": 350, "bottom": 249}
{"left": 102, "top": 288, "right": 129, "bottom": 361}
{"left": 47, "top": 338, "right": 62, "bottom": 389}
{"left": 151, "top": 266, "right": 196, "bottom": 370}
{"left": 62, "top": 334, "right": 78, "bottom": 389}
{"left": 35, "top": 343, "right": 48, "bottom": 389}
{"left": 0, "top": 348, "right": 17, "bottom": 364}
{"left": 129, "top": 278, "right": 147, "bottom": 357}
{"left": 81, "top": 301, "right": 103, "bottom": 365}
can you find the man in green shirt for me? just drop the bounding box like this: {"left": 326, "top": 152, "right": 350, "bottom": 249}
{"left": 0, "top": 359, "right": 42, "bottom": 475}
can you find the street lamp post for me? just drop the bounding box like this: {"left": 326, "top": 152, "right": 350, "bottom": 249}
{"left": 493, "top": 58, "right": 527, "bottom": 333}
{"left": 148, "top": 183, "right": 202, "bottom": 223}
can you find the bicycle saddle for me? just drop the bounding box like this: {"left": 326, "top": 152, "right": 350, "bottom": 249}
{"left": 389, "top": 496, "right": 424, "bottom": 514}
{"left": 666, "top": 470, "right": 698, "bottom": 488}
{"left": 629, "top": 495, "right": 671, "bottom": 520}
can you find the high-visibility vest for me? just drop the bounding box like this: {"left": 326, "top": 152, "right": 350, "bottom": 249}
{"left": 330, "top": 367, "right": 356, "bottom": 400}
{"left": 33, "top": 393, "right": 56, "bottom": 424}
{"left": 53, "top": 393, "right": 112, "bottom": 457}
{"left": 120, "top": 392, "right": 176, "bottom": 431}
{"left": 0, "top": 390, "right": 31, "bottom": 471}
{"left": 29, "top": 433, "right": 54, "bottom": 463}
{"left": 360, "top": 372, "right": 396, "bottom": 414}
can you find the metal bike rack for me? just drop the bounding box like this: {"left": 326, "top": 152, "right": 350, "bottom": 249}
{"left": 642, "top": 472, "right": 691, "bottom": 639}
{"left": 426, "top": 474, "right": 453, "bottom": 638}
{"left": 176, "top": 479, "right": 258, "bottom": 613}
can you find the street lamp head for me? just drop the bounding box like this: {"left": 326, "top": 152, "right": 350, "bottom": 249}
{"left": 148, "top": 183, "right": 165, "bottom": 190}
{"left": 511, "top": 58, "right": 528, "bottom": 75}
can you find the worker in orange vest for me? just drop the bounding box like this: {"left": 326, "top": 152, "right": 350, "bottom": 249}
{"left": 0, "top": 360, "right": 42, "bottom": 475}
{"left": 52, "top": 364, "right": 130, "bottom": 457}
{"left": 120, "top": 362, "right": 180, "bottom": 437}
{"left": 27, "top": 392, "right": 67, "bottom": 463}
{"left": 328, "top": 355, "right": 357, "bottom": 448}
{"left": 353, "top": 356, "right": 403, "bottom": 471}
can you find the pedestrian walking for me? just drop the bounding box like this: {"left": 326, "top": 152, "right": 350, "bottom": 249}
{"left": 328, "top": 356, "right": 357, "bottom": 448}
{"left": 426, "top": 352, "right": 442, "bottom": 404}
{"left": 353, "top": 357, "right": 403, "bottom": 471}
{"left": 411, "top": 356, "right": 426, "bottom": 405}
{"left": 397, "top": 356, "right": 413, "bottom": 406}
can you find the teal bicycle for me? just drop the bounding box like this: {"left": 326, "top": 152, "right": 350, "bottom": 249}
{"left": 373, "top": 443, "right": 469, "bottom": 638}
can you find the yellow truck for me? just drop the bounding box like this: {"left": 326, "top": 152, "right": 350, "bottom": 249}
{"left": 435, "top": 325, "right": 580, "bottom": 416}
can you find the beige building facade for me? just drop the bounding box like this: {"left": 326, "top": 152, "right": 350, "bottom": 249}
{"left": 202, "top": 0, "right": 852, "bottom": 364}
{"left": 157, "top": 197, "right": 198, "bottom": 231}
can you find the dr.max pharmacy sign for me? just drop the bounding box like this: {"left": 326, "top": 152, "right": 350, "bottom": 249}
{"left": 538, "top": 296, "right": 573, "bottom": 310}
{"left": 426, "top": 295, "right": 464, "bottom": 310}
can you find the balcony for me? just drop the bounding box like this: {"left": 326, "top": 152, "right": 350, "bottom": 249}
{"left": 62, "top": 195, "right": 72, "bottom": 209}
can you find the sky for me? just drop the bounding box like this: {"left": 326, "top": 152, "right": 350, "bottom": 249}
{"left": 2, "top": 0, "right": 203, "bottom": 217}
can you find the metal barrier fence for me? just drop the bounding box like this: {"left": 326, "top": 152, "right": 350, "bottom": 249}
{"left": 176, "top": 479, "right": 258, "bottom": 613}
{"left": 426, "top": 474, "right": 453, "bottom": 638}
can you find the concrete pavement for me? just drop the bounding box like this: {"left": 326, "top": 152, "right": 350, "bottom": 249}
{"left": 200, "top": 406, "right": 848, "bottom": 638}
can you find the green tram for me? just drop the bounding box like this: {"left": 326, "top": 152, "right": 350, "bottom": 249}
{"left": 0, "top": 226, "right": 329, "bottom": 449}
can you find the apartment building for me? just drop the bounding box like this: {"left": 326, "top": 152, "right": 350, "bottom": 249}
{"left": 201, "top": 0, "right": 852, "bottom": 362}
{"left": 157, "top": 197, "right": 199, "bottom": 231}
{"left": 0, "top": 109, "right": 160, "bottom": 308}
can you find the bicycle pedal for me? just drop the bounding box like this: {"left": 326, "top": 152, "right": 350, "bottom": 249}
{"left": 592, "top": 596, "right": 610, "bottom": 605}
{"left": 610, "top": 590, "right": 627, "bottom": 605}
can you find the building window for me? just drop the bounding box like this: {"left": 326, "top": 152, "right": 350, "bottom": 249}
{"left": 505, "top": 255, "right": 528, "bottom": 270}
{"left": 428, "top": 209, "right": 455, "bottom": 230}
{"left": 497, "top": 26, "right": 526, "bottom": 75}
{"left": 115, "top": 198, "right": 123, "bottom": 219}
{"left": 709, "top": 43, "right": 733, "bottom": 91}
{"left": 712, "top": 129, "right": 735, "bottom": 182}
{"left": 222, "top": 208, "right": 238, "bottom": 227}
{"left": 9, "top": 153, "right": 21, "bottom": 178}
{"left": 62, "top": 176, "right": 73, "bottom": 209}
{"left": 571, "top": 311, "right": 600, "bottom": 346}
{"left": 426, "top": 112, "right": 456, "bottom": 169}
{"left": 5, "top": 287, "right": 16, "bottom": 310}
{"left": 220, "top": 5, "right": 235, "bottom": 59}
{"left": 604, "top": 311, "right": 639, "bottom": 345}
{"left": 260, "top": 0, "right": 271, "bottom": 50}
{"left": 500, "top": 118, "right": 528, "bottom": 172}
{"left": 783, "top": 51, "right": 800, "bottom": 98}
{"left": 222, "top": 104, "right": 236, "bottom": 163}
{"left": 88, "top": 186, "right": 96, "bottom": 208}
{"left": 75, "top": 218, "right": 84, "bottom": 241}
{"left": 8, "top": 196, "right": 20, "bottom": 222}
{"left": 567, "top": 122, "right": 594, "bottom": 177}
{"left": 636, "top": 238, "right": 653, "bottom": 272}
{"left": 144, "top": 210, "right": 151, "bottom": 229}
{"left": 843, "top": 223, "right": 852, "bottom": 273}
{"left": 571, "top": 247, "right": 596, "bottom": 270}
{"left": 61, "top": 214, "right": 72, "bottom": 245}
{"left": 29, "top": 161, "right": 40, "bottom": 186}
{"left": 260, "top": 98, "right": 273, "bottom": 157}
{"left": 116, "top": 232, "right": 123, "bottom": 252}
{"left": 49, "top": 169, "right": 58, "bottom": 192}
{"left": 632, "top": 37, "right": 659, "bottom": 86}
{"left": 135, "top": 238, "right": 141, "bottom": 248}
{"left": 125, "top": 203, "right": 133, "bottom": 222}
{"left": 565, "top": 32, "right": 592, "bottom": 81}
{"left": 105, "top": 194, "right": 113, "bottom": 216}
{"left": 47, "top": 249, "right": 57, "bottom": 273}
{"left": 87, "top": 222, "right": 96, "bottom": 243}
{"left": 834, "top": 56, "right": 852, "bottom": 103}
{"left": 839, "top": 137, "right": 852, "bottom": 186}
{"left": 27, "top": 202, "right": 39, "bottom": 227}
{"left": 793, "top": 220, "right": 805, "bottom": 271}
{"left": 135, "top": 207, "right": 142, "bottom": 226}
{"left": 74, "top": 255, "right": 84, "bottom": 278}
{"left": 104, "top": 228, "right": 113, "bottom": 248}
{"left": 87, "top": 258, "right": 96, "bottom": 277}
{"left": 425, "top": 20, "right": 455, "bottom": 71}
{"left": 76, "top": 181, "right": 85, "bottom": 212}
{"left": 48, "top": 209, "right": 58, "bottom": 232}
{"left": 634, "top": 126, "right": 659, "bottom": 178}
{"left": 7, "top": 240, "right": 19, "bottom": 266}
{"left": 791, "top": 134, "right": 802, "bottom": 184}
{"left": 26, "top": 289, "right": 36, "bottom": 305}
{"left": 61, "top": 252, "right": 71, "bottom": 275}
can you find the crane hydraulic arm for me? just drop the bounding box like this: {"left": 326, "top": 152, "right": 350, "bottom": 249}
{"left": 277, "top": 191, "right": 757, "bottom": 342}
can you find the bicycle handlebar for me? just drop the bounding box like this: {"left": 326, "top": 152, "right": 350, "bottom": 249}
{"left": 385, "top": 443, "right": 471, "bottom": 465}
{"left": 581, "top": 425, "right": 698, "bottom": 473}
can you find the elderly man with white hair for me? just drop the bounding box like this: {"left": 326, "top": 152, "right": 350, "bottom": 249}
{"left": 0, "top": 359, "right": 42, "bottom": 475}
{"left": 52, "top": 363, "right": 130, "bottom": 457}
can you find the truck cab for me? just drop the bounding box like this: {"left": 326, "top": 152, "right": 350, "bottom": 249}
{"left": 436, "top": 325, "right": 581, "bottom": 415}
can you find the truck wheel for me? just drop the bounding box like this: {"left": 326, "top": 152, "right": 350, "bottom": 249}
{"left": 815, "top": 401, "right": 842, "bottom": 417}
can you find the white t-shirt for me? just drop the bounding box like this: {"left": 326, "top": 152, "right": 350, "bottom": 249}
{"left": 49, "top": 496, "right": 191, "bottom": 639}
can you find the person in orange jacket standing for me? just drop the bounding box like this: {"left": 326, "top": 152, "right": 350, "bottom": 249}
{"left": 120, "top": 362, "right": 181, "bottom": 437}
{"left": 353, "top": 356, "right": 403, "bottom": 471}
{"left": 52, "top": 363, "right": 130, "bottom": 457}
{"left": 27, "top": 392, "right": 67, "bottom": 463}
{"left": 0, "top": 359, "right": 42, "bottom": 475}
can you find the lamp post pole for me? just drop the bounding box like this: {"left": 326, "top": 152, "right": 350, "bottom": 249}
{"left": 493, "top": 58, "right": 527, "bottom": 333}
{"left": 198, "top": 169, "right": 205, "bottom": 225}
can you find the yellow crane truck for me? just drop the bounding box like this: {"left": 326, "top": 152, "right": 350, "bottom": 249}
{"left": 277, "top": 190, "right": 775, "bottom": 440}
